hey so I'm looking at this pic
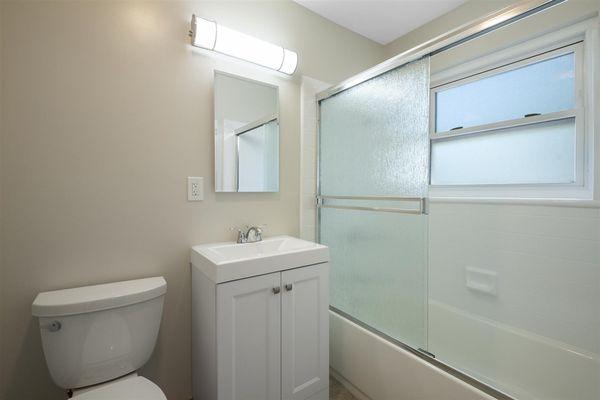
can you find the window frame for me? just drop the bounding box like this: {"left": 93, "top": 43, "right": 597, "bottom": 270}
{"left": 428, "top": 19, "right": 597, "bottom": 200}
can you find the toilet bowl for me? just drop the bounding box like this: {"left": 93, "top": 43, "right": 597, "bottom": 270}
{"left": 71, "top": 373, "right": 165, "bottom": 400}
{"left": 32, "top": 277, "right": 167, "bottom": 399}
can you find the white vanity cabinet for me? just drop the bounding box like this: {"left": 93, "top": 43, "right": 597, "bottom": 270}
{"left": 280, "top": 265, "right": 329, "bottom": 400}
{"left": 216, "top": 272, "right": 283, "bottom": 400}
{"left": 191, "top": 236, "right": 330, "bottom": 400}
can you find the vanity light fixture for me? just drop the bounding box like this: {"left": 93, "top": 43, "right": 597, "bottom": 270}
{"left": 190, "top": 15, "right": 298, "bottom": 75}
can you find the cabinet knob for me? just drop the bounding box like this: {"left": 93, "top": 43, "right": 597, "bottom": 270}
{"left": 285, "top": 283, "right": 293, "bottom": 291}
{"left": 272, "top": 286, "right": 281, "bottom": 294}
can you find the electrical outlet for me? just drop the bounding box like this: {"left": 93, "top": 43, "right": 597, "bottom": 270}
{"left": 188, "top": 177, "right": 203, "bottom": 201}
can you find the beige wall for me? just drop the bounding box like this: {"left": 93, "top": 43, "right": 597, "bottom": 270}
{"left": 0, "top": 2, "right": 384, "bottom": 399}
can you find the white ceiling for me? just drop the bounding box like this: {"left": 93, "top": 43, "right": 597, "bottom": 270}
{"left": 294, "top": 0, "right": 466, "bottom": 45}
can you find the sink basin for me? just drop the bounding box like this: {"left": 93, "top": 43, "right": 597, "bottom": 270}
{"left": 191, "top": 235, "right": 329, "bottom": 283}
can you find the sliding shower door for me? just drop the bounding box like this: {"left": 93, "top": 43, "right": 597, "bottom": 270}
{"left": 318, "top": 58, "right": 430, "bottom": 349}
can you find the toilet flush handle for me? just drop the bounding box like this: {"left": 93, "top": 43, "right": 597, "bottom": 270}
{"left": 40, "top": 320, "right": 62, "bottom": 332}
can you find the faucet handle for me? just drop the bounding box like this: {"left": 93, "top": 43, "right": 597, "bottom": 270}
{"left": 258, "top": 224, "right": 268, "bottom": 237}
{"left": 256, "top": 224, "right": 267, "bottom": 232}
{"left": 229, "top": 226, "right": 247, "bottom": 243}
{"left": 254, "top": 224, "right": 267, "bottom": 236}
{"left": 244, "top": 224, "right": 266, "bottom": 242}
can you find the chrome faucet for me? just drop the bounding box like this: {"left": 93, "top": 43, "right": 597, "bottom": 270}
{"left": 232, "top": 225, "right": 264, "bottom": 243}
{"left": 245, "top": 226, "right": 263, "bottom": 243}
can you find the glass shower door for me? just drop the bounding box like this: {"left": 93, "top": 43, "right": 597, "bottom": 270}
{"left": 318, "top": 58, "right": 430, "bottom": 349}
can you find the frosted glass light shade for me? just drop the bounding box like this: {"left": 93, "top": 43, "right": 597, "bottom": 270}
{"left": 191, "top": 15, "right": 298, "bottom": 75}
{"left": 192, "top": 16, "right": 216, "bottom": 49}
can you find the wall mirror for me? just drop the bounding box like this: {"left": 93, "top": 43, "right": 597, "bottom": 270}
{"left": 214, "top": 71, "right": 279, "bottom": 192}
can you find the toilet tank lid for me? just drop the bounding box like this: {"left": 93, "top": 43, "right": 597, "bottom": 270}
{"left": 32, "top": 277, "right": 167, "bottom": 317}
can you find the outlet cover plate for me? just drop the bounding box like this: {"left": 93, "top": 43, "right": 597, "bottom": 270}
{"left": 188, "top": 177, "right": 204, "bottom": 201}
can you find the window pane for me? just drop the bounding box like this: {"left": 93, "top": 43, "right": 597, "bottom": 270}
{"left": 435, "top": 52, "right": 575, "bottom": 132}
{"left": 430, "top": 118, "right": 575, "bottom": 185}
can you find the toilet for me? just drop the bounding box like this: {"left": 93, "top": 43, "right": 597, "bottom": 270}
{"left": 31, "top": 277, "right": 168, "bottom": 399}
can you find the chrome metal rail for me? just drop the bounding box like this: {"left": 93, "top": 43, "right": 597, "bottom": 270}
{"left": 316, "top": 195, "right": 428, "bottom": 215}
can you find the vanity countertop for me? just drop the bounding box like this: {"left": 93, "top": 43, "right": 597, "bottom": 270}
{"left": 191, "top": 235, "right": 329, "bottom": 283}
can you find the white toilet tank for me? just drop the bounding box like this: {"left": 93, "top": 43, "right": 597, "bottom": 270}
{"left": 32, "top": 277, "right": 167, "bottom": 390}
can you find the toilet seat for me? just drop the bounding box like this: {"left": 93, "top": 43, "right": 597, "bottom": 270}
{"left": 72, "top": 376, "right": 166, "bottom": 400}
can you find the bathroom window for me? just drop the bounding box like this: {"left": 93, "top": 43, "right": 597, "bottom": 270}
{"left": 429, "top": 39, "right": 592, "bottom": 198}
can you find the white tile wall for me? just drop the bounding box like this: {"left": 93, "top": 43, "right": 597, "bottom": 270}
{"left": 429, "top": 200, "right": 600, "bottom": 352}
{"left": 428, "top": 199, "right": 600, "bottom": 400}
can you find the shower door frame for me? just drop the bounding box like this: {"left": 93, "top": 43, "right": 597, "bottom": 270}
{"left": 315, "top": 1, "right": 566, "bottom": 399}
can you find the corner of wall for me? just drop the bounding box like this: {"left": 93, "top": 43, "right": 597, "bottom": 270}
{"left": 299, "top": 76, "right": 330, "bottom": 241}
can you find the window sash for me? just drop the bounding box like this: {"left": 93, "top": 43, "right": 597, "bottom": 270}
{"left": 431, "top": 109, "right": 576, "bottom": 141}
{"left": 430, "top": 42, "right": 582, "bottom": 137}
{"left": 429, "top": 41, "right": 585, "bottom": 188}
{"left": 430, "top": 118, "right": 577, "bottom": 186}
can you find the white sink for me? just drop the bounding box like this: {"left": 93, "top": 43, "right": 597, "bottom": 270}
{"left": 191, "top": 235, "right": 329, "bottom": 283}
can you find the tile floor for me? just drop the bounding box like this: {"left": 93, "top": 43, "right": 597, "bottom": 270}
{"left": 330, "top": 376, "right": 358, "bottom": 400}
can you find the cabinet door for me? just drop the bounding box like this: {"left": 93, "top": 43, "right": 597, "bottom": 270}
{"left": 281, "top": 264, "right": 329, "bottom": 400}
{"left": 217, "top": 272, "right": 281, "bottom": 400}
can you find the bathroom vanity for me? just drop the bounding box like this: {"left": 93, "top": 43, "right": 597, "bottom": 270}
{"left": 191, "top": 235, "right": 330, "bottom": 400}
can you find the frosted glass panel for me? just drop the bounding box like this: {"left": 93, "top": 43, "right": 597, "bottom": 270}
{"left": 318, "top": 58, "right": 430, "bottom": 349}
{"left": 431, "top": 118, "right": 575, "bottom": 185}
{"left": 435, "top": 52, "right": 575, "bottom": 132}
{"left": 320, "top": 59, "right": 429, "bottom": 197}
{"left": 322, "top": 206, "right": 427, "bottom": 348}
{"left": 238, "top": 120, "right": 279, "bottom": 192}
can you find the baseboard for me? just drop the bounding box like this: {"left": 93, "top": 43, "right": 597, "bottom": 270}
{"left": 330, "top": 367, "right": 372, "bottom": 400}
